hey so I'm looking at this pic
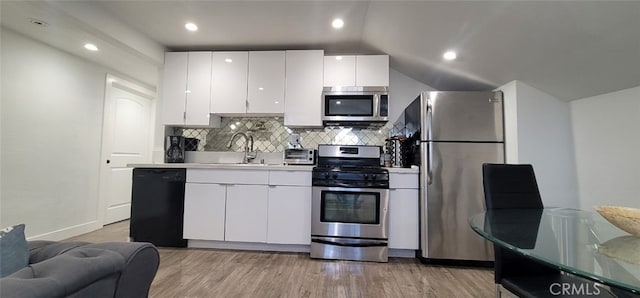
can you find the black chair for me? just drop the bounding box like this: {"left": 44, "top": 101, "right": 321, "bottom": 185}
{"left": 482, "top": 163, "right": 619, "bottom": 298}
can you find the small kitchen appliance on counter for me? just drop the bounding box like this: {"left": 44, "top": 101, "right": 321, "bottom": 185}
{"left": 165, "top": 136, "right": 185, "bottom": 163}
{"left": 311, "top": 144, "right": 389, "bottom": 262}
{"left": 184, "top": 138, "right": 199, "bottom": 151}
{"left": 284, "top": 149, "right": 316, "bottom": 165}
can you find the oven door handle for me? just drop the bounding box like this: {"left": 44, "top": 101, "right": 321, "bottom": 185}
{"left": 311, "top": 239, "right": 387, "bottom": 247}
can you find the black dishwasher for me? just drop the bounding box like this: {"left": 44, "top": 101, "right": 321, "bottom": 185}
{"left": 130, "top": 168, "right": 187, "bottom": 247}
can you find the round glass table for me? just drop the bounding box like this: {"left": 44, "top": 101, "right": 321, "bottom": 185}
{"left": 469, "top": 208, "right": 640, "bottom": 294}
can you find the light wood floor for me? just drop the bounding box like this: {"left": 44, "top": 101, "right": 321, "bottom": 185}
{"left": 66, "top": 221, "right": 495, "bottom": 297}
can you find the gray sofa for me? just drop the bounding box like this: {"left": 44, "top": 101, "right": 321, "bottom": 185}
{"left": 0, "top": 241, "right": 159, "bottom": 298}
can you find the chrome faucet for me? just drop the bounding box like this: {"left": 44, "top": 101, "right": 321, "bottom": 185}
{"left": 226, "top": 132, "right": 257, "bottom": 163}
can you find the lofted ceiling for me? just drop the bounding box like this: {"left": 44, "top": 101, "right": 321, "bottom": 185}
{"left": 2, "top": 1, "right": 639, "bottom": 101}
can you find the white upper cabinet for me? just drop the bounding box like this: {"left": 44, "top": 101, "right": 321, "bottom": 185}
{"left": 161, "top": 52, "right": 188, "bottom": 125}
{"left": 211, "top": 52, "right": 249, "bottom": 114}
{"left": 161, "top": 52, "right": 217, "bottom": 126}
{"left": 284, "top": 50, "right": 324, "bottom": 127}
{"left": 323, "top": 55, "right": 389, "bottom": 87}
{"left": 323, "top": 55, "right": 356, "bottom": 87}
{"left": 186, "top": 52, "right": 212, "bottom": 125}
{"left": 247, "top": 51, "right": 285, "bottom": 114}
{"left": 356, "top": 55, "right": 389, "bottom": 87}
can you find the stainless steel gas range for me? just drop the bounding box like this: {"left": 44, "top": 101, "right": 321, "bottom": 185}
{"left": 310, "top": 144, "right": 390, "bottom": 263}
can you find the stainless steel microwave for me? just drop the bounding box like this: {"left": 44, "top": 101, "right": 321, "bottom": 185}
{"left": 321, "top": 86, "right": 389, "bottom": 126}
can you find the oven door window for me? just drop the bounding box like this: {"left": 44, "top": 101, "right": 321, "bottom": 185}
{"left": 320, "top": 191, "right": 380, "bottom": 224}
{"left": 325, "top": 95, "right": 373, "bottom": 116}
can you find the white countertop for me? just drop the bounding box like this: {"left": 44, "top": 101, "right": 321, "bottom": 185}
{"left": 128, "top": 163, "right": 419, "bottom": 173}
{"left": 386, "top": 166, "right": 420, "bottom": 173}
{"left": 128, "top": 163, "right": 315, "bottom": 171}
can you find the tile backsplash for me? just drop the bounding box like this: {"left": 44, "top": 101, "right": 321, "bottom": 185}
{"left": 174, "top": 117, "right": 403, "bottom": 153}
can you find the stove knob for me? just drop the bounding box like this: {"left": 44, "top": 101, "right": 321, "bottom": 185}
{"left": 324, "top": 173, "right": 331, "bottom": 179}
{"left": 332, "top": 174, "right": 338, "bottom": 179}
{"left": 372, "top": 175, "right": 377, "bottom": 180}
{"left": 363, "top": 174, "right": 369, "bottom": 180}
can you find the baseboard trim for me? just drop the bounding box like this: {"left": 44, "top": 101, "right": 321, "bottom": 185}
{"left": 389, "top": 249, "right": 416, "bottom": 258}
{"left": 26, "top": 221, "right": 102, "bottom": 241}
{"left": 105, "top": 204, "right": 131, "bottom": 225}
{"left": 188, "top": 240, "right": 310, "bottom": 253}
{"left": 188, "top": 241, "right": 417, "bottom": 259}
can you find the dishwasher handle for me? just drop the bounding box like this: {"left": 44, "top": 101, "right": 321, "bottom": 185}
{"left": 133, "top": 169, "right": 186, "bottom": 182}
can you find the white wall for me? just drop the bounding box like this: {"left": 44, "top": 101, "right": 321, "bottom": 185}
{"left": 51, "top": 1, "right": 165, "bottom": 65}
{"left": 388, "top": 68, "right": 436, "bottom": 123}
{"left": 0, "top": 28, "right": 156, "bottom": 239}
{"left": 500, "top": 81, "right": 579, "bottom": 208}
{"left": 500, "top": 81, "right": 518, "bottom": 163}
{"left": 571, "top": 86, "right": 640, "bottom": 210}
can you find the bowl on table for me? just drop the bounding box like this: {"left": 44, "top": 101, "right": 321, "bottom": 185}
{"left": 595, "top": 205, "right": 640, "bottom": 238}
{"left": 598, "top": 236, "right": 640, "bottom": 264}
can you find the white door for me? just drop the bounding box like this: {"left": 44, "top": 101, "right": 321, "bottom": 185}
{"left": 225, "top": 184, "right": 269, "bottom": 243}
{"left": 284, "top": 50, "right": 324, "bottom": 127}
{"left": 355, "top": 55, "right": 389, "bottom": 87}
{"left": 183, "top": 183, "right": 226, "bottom": 241}
{"left": 389, "top": 188, "right": 419, "bottom": 249}
{"left": 161, "top": 52, "right": 187, "bottom": 125}
{"left": 247, "top": 51, "right": 285, "bottom": 114}
{"left": 267, "top": 185, "right": 312, "bottom": 244}
{"left": 211, "top": 52, "right": 248, "bottom": 114}
{"left": 99, "top": 75, "right": 155, "bottom": 225}
{"left": 185, "top": 52, "right": 212, "bottom": 125}
{"left": 323, "top": 55, "right": 356, "bottom": 87}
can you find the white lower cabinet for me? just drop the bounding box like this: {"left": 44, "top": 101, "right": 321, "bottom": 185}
{"left": 267, "top": 186, "right": 312, "bottom": 245}
{"left": 183, "top": 183, "right": 226, "bottom": 241}
{"left": 389, "top": 188, "right": 419, "bottom": 249}
{"left": 225, "top": 184, "right": 269, "bottom": 243}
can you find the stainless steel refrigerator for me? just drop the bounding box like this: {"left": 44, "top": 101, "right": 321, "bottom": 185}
{"left": 403, "top": 91, "right": 504, "bottom": 262}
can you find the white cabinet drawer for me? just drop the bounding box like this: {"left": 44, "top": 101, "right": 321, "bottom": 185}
{"left": 187, "top": 169, "right": 269, "bottom": 185}
{"left": 269, "top": 170, "right": 312, "bottom": 186}
{"left": 390, "top": 172, "right": 419, "bottom": 189}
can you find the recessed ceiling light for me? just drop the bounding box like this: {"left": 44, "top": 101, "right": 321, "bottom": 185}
{"left": 332, "top": 18, "right": 344, "bottom": 29}
{"left": 28, "top": 18, "right": 49, "bottom": 27}
{"left": 443, "top": 51, "right": 457, "bottom": 61}
{"left": 185, "top": 22, "right": 198, "bottom": 32}
{"left": 84, "top": 43, "right": 98, "bottom": 51}
{"left": 274, "top": 101, "right": 279, "bottom": 104}
{"left": 335, "top": 56, "right": 343, "bottom": 61}
{"left": 258, "top": 87, "right": 264, "bottom": 91}
{"left": 225, "top": 58, "right": 233, "bottom": 63}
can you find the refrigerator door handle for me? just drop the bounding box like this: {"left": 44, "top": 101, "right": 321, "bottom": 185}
{"left": 426, "top": 97, "right": 433, "bottom": 185}
{"left": 427, "top": 141, "right": 433, "bottom": 185}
